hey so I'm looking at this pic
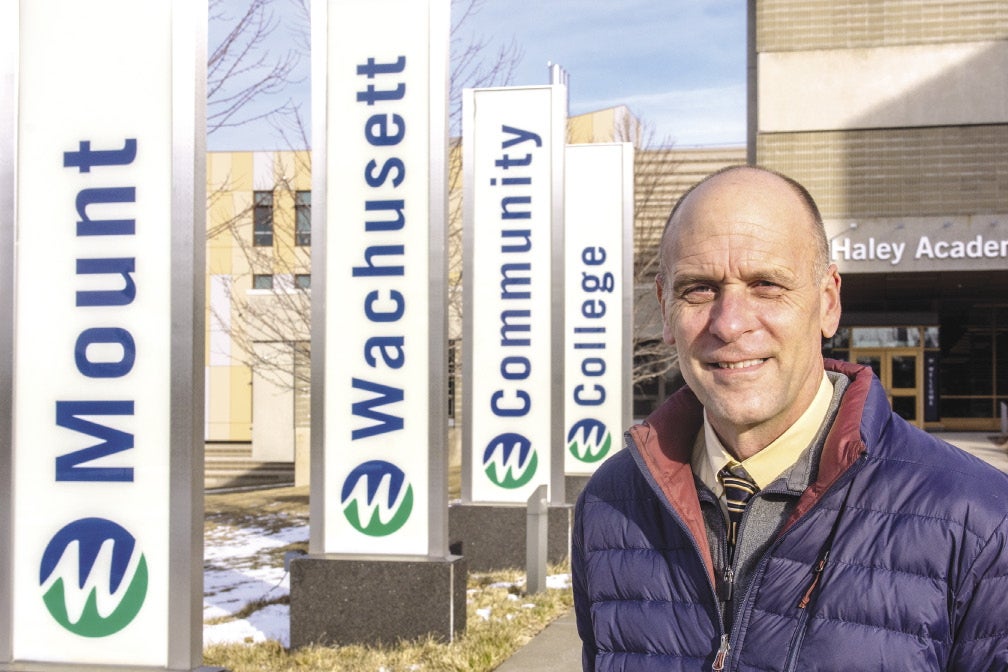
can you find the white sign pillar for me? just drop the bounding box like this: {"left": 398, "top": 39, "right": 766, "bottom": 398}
{"left": 563, "top": 143, "right": 634, "bottom": 476}
{"left": 293, "top": 0, "right": 463, "bottom": 648}
{"left": 4, "top": 1, "right": 206, "bottom": 669}
{"left": 462, "top": 85, "right": 566, "bottom": 505}
{"left": 311, "top": 0, "right": 449, "bottom": 560}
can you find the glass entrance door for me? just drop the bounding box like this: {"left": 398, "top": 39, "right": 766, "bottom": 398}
{"left": 852, "top": 348, "right": 922, "bottom": 426}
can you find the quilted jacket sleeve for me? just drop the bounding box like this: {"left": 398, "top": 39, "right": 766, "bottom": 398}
{"left": 948, "top": 511, "right": 1008, "bottom": 670}
{"left": 571, "top": 491, "right": 597, "bottom": 672}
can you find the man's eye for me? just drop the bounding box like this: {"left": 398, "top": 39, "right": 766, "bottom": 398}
{"left": 753, "top": 281, "right": 785, "bottom": 295}
{"left": 681, "top": 286, "right": 716, "bottom": 303}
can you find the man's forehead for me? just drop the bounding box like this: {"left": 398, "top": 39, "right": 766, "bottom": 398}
{"left": 668, "top": 235, "right": 800, "bottom": 277}
{"left": 677, "top": 169, "right": 803, "bottom": 219}
{"left": 667, "top": 173, "right": 814, "bottom": 247}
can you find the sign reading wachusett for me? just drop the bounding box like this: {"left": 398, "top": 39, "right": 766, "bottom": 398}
{"left": 7, "top": 1, "right": 204, "bottom": 668}
{"left": 315, "top": 0, "right": 449, "bottom": 555}
{"left": 462, "top": 86, "right": 566, "bottom": 504}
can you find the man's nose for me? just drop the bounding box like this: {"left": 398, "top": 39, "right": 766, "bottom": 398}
{"left": 707, "top": 288, "right": 755, "bottom": 343}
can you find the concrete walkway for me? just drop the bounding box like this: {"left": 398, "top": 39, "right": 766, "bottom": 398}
{"left": 495, "top": 612, "right": 580, "bottom": 672}
{"left": 494, "top": 432, "right": 1008, "bottom": 672}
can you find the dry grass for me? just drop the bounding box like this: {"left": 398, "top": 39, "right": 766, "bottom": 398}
{"left": 202, "top": 485, "right": 574, "bottom": 672}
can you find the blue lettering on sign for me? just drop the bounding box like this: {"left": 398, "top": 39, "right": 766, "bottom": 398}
{"left": 351, "top": 378, "right": 405, "bottom": 440}
{"left": 55, "top": 401, "right": 134, "bottom": 482}
{"left": 76, "top": 258, "right": 136, "bottom": 307}
{"left": 351, "top": 56, "right": 409, "bottom": 443}
{"left": 75, "top": 327, "right": 136, "bottom": 378}
{"left": 490, "top": 125, "right": 542, "bottom": 421}
{"left": 56, "top": 139, "right": 138, "bottom": 483}
{"left": 571, "top": 247, "right": 612, "bottom": 409}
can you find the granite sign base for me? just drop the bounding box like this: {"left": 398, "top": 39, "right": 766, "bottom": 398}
{"left": 289, "top": 555, "right": 467, "bottom": 649}
{"left": 448, "top": 502, "right": 572, "bottom": 572}
{"left": 565, "top": 474, "right": 591, "bottom": 504}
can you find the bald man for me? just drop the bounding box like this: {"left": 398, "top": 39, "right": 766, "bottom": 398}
{"left": 572, "top": 166, "right": 1008, "bottom": 672}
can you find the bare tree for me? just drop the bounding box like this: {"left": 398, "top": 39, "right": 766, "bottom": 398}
{"left": 204, "top": 0, "right": 312, "bottom": 406}
{"left": 210, "top": 165, "right": 312, "bottom": 381}
{"left": 625, "top": 117, "right": 681, "bottom": 390}
{"left": 208, "top": 0, "right": 522, "bottom": 391}
{"left": 207, "top": 0, "right": 304, "bottom": 136}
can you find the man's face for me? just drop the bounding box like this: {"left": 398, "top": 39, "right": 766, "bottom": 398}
{"left": 657, "top": 169, "right": 841, "bottom": 450}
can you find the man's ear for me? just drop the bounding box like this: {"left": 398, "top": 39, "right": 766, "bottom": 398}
{"left": 820, "top": 264, "right": 842, "bottom": 338}
{"left": 656, "top": 274, "right": 675, "bottom": 346}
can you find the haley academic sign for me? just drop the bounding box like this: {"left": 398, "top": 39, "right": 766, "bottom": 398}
{"left": 462, "top": 86, "right": 566, "bottom": 504}
{"left": 312, "top": 0, "right": 450, "bottom": 556}
{"left": 827, "top": 216, "right": 1008, "bottom": 273}
{"left": 3, "top": 1, "right": 205, "bottom": 669}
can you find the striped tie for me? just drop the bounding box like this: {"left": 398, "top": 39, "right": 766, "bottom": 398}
{"left": 718, "top": 463, "right": 759, "bottom": 559}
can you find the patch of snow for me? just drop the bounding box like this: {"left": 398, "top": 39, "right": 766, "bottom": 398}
{"left": 202, "top": 518, "right": 570, "bottom": 647}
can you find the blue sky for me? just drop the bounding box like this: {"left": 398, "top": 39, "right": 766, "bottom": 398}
{"left": 458, "top": 0, "right": 747, "bottom": 146}
{"left": 207, "top": 0, "right": 747, "bottom": 151}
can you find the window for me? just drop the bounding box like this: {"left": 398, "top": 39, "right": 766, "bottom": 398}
{"left": 294, "top": 274, "right": 311, "bottom": 289}
{"left": 295, "top": 190, "right": 311, "bottom": 246}
{"left": 253, "top": 191, "right": 274, "bottom": 246}
{"left": 252, "top": 274, "right": 273, "bottom": 290}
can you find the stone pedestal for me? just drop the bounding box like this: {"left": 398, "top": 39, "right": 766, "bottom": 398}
{"left": 289, "top": 555, "right": 467, "bottom": 649}
{"left": 565, "top": 474, "right": 591, "bottom": 504}
{"left": 449, "top": 503, "right": 572, "bottom": 572}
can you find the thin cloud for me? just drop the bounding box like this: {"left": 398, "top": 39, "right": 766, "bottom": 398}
{"left": 577, "top": 84, "right": 747, "bottom": 147}
{"left": 458, "top": 1, "right": 747, "bottom": 144}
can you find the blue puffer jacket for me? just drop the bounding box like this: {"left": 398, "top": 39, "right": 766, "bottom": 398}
{"left": 572, "top": 360, "right": 1008, "bottom": 671}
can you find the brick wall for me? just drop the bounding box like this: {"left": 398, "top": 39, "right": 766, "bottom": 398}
{"left": 757, "top": 0, "right": 1008, "bottom": 51}
{"left": 757, "top": 125, "right": 1008, "bottom": 218}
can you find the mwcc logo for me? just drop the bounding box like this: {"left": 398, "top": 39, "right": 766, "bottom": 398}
{"left": 567, "top": 418, "right": 613, "bottom": 464}
{"left": 341, "top": 460, "right": 414, "bottom": 536}
{"left": 39, "top": 517, "right": 148, "bottom": 638}
{"left": 482, "top": 432, "right": 538, "bottom": 489}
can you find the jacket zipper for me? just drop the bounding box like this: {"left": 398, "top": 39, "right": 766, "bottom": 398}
{"left": 783, "top": 604, "right": 812, "bottom": 672}
{"left": 714, "top": 483, "right": 761, "bottom": 671}
{"left": 798, "top": 551, "right": 830, "bottom": 609}
{"left": 715, "top": 518, "right": 732, "bottom": 671}
{"left": 712, "top": 634, "right": 730, "bottom": 671}
{"left": 660, "top": 484, "right": 729, "bottom": 671}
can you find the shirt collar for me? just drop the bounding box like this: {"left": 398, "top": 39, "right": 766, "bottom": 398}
{"left": 700, "top": 373, "right": 834, "bottom": 491}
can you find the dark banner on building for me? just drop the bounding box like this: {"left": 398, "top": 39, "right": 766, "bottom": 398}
{"left": 924, "top": 351, "right": 940, "bottom": 423}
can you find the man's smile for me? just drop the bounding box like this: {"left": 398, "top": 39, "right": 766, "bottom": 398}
{"left": 711, "top": 358, "right": 767, "bottom": 370}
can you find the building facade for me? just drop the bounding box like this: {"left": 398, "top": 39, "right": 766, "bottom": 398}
{"left": 752, "top": 0, "right": 1008, "bottom": 430}
{"left": 206, "top": 150, "right": 312, "bottom": 466}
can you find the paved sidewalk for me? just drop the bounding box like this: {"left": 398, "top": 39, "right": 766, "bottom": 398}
{"left": 495, "top": 612, "right": 580, "bottom": 672}
{"left": 937, "top": 432, "right": 1008, "bottom": 473}
{"left": 494, "top": 432, "right": 1008, "bottom": 672}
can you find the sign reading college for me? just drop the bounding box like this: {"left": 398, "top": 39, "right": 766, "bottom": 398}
{"left": 563, "top": 144, "right": 633, "bottom": 475}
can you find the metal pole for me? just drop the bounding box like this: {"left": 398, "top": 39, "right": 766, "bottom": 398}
{"left": 526, "top": 484, "right": 549, "bottom": 594}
